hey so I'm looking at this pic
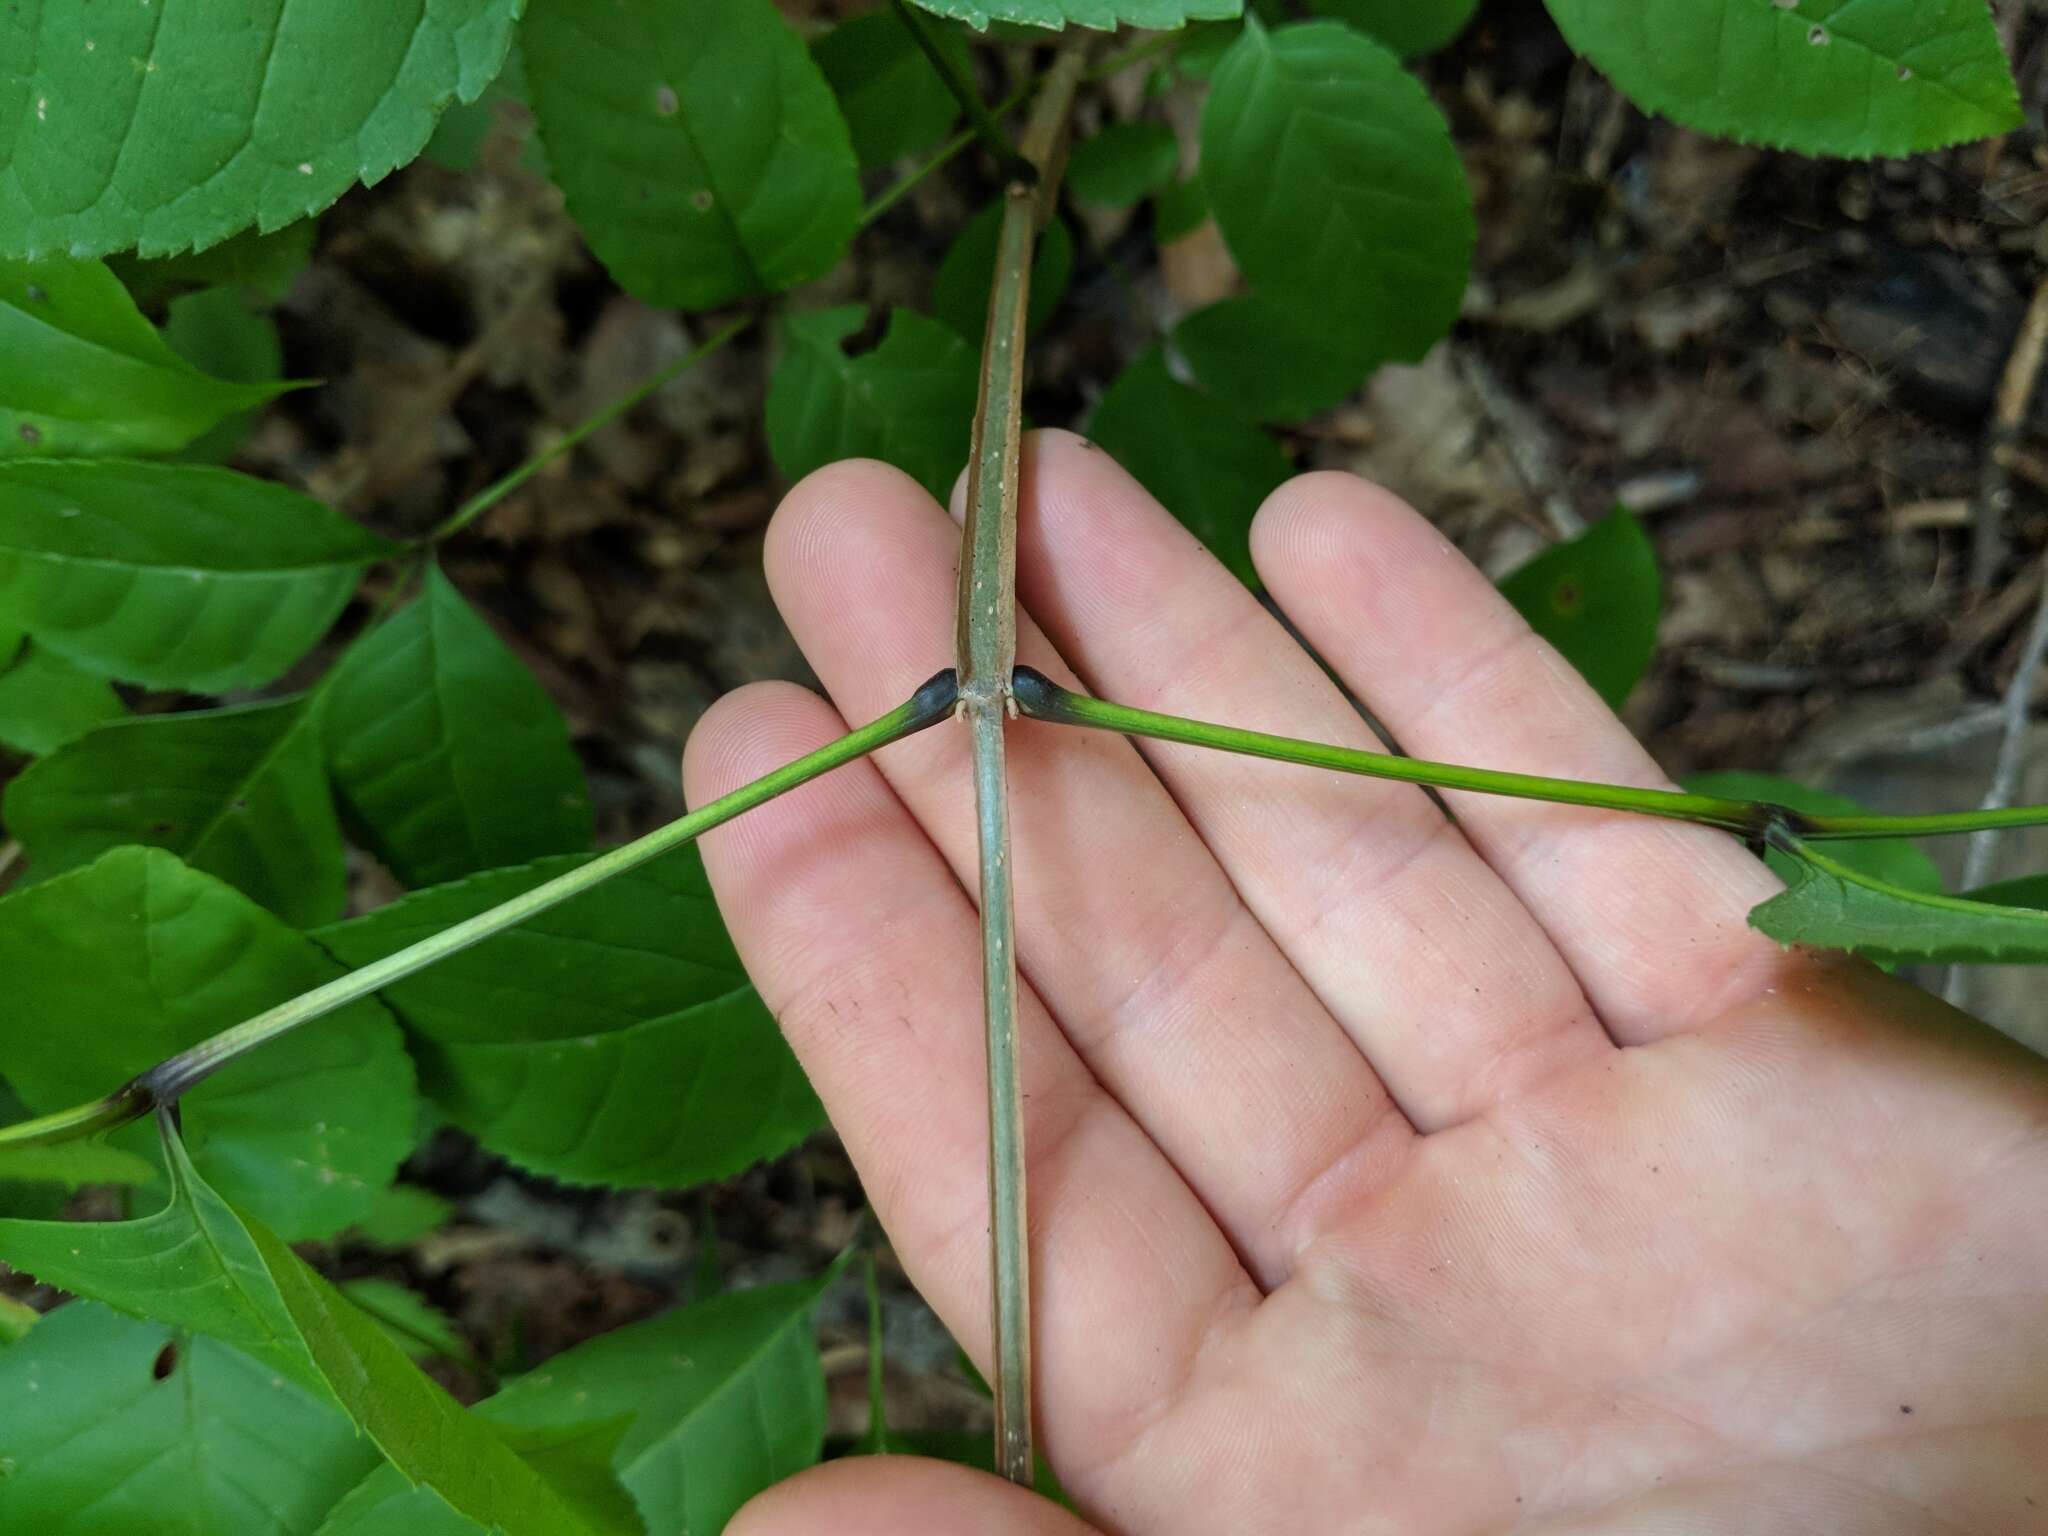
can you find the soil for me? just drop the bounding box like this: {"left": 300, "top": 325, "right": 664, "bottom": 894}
{"left": 15, "top": 0, "right": 2048, "bottom": 1452}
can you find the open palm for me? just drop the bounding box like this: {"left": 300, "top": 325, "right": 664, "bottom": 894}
{"left": 684, "top": 433, "right": 2048, "bottom": 1535}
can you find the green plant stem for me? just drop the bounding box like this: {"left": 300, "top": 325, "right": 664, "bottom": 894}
{"left": 0, "top": 672, "right": 960, "bottom": 1151}
{"left": 859, "top": 83, "right": 1034, "bottom": 231}
{"left": 1087, "top": 28, "right": 1190, "bottom": 81}
{"left": 1007, "top": 669, "right": 2048, "bottom": 843}
{"left": 889, "top": 0, "right": 1033, "bottom": 182}
{"left": 956, "top": 44, "right": 1087, "bottom": 1490}
{"left": 423, "top": 315, "right": 753, "bottom": 545}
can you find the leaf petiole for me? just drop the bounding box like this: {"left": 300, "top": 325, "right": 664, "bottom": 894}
{"left": 1008, "top": 668, "right": 2048, "bottom": 844}
{"left": 0, "top": 670, "right": 960, "bottom": 1151}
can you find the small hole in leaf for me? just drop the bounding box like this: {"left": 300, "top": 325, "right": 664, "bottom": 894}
{"left": 1808, "top": 25, "right": 1828, "bottom": 44}
{"left": 152, "top": 1342, "right": 179, "bottom": 1380}
{"left": 1552, "top": 579, "right": 1583, "bottom": 615}
{"left": 148, "top": 821, "right": 176, "bottom": 836}
{"left": 655, "top": 84, "right": 678, "bottom": 116}
{"left": 24, "top": 284, "right": 45, "bottom": 303}
{"left": 1897, "top": 64, "right": 1913, "bottom": 81}
{"left": 691, "top": 189, "right": 714, "bottom": 212}
{"left": 18, "top": 423, "right": 40, "bottom": 444}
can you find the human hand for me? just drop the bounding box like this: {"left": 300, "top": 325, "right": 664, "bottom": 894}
{"left": 683, "top": 432, "right": 2048, "bottom": 1535}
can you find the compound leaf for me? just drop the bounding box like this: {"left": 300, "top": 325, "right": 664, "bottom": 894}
{"left": 1089, "top": 349, "right": 1291, "bottom": 587}
{"left": 1201, "top": 21, "right": 1472, "bottom": 372}
{"left": 0, "top": 0, "right": 522, "bottom": 259}
{"left": 0, "top": 259, "right": 283, "bottom": 460}
{"left": 316, "top": 850, "right": 822, "bottom": 1188}
{"left": 4, "top": 698, "right": 346, "bottom": 927}
{"left": 903, "top": 0, "right": 1240, "bottom": 33}
{"left": 1307, "top": 0, "right": 1478, "bottom": 56}
{"left": 322, "top": 564, "right": 592, "bottom": 888}
{"left": 1544, "top": 0, "right": 2020, "bottom": 158}
{"left": 0, "top": 460, "right": 398, "bottom": 692}
{"left": 767, "top": 306, "right": 978, "bottom": 502}
{"left": 814, "top": 11, "right": 967, "bottom": 170}
{"left": 521, "top": 0, "right": 861, "bottom": 309}
{"left": 1497, "top": 510, "right": 1660, "bottom": 712}
{"left": 0, "top": 1302, "right": 376, "bottom": 1536}
{"left": 0, "top": 642, "right": 124, "bottom": 755}
{"left": 1067, "top": 121, "right": 1179, "bottom": 207}
{"left": 1751, "top": 841, "right": 2048, "bottom": 964}
{"left": 0, "top": 848, "right": 415, "bottom": 1238}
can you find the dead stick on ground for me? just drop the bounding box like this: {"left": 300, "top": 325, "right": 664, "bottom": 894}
{"left": 1970, "top": 272, "right": 2048, "bottom": 588}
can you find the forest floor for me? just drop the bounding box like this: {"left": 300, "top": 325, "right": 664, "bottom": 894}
{"left": 147, "top": 0, "right": 2048, "bottom": 1443}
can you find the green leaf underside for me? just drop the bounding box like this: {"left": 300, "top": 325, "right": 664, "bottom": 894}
{"left": 0, "top": 848, "right": 415, "bottom": 1238}
{"left": 813, "top": 12, "right": 966, "bottom": 170}
{"left": 0, "top": 642, "right": 124, "bottom": 755}
{"left": 1174, "top": 291, "right": 1372, "bottom": 423}
{"left": 0, "top": 1139, "right": 156, "bottom": 1189}
{"left": 318, "top": 1276, "right": 833, "bottom": 1536}
{"left": 5, "top": 698, "right": 346, "bottom": 927}
{"left": 1201, "top": 21, "right": 1473, "bottom": 370}
{"left": 1307, "top": 0, "right": 1479, "bottom": 57}
{"left": 322, "top": 563, "right": 592, "bottom": 888}
{"left": 0, "top": 459, "right": 398, "bottom": 691}
{"left": 1683, "top": 772, "right": 1944, "bottom": 895}
{"left": 0, "top": 0, "right": 521, "bottom": 260}
{"left": 1543, "top": 0, "right": 2020, "bottom": 157}
{"left": 932, "top": 202, "right": 1074, "bottom": 341}
{"left": 0, "top": 259, "right": 282, "bottom": 459}
{"left": 1751, "top": 842, "right": 2048, "bottom": 963}
{"left": 1497, "top": 510, "right": 1660, "bottom": 712}
{"left": 316, "top": 849, "right": 822, "bottom": 1188}
{"left": 0, "top": 1302, "right": 376, "bottom": 1536}
{"left": 1067, "top": 121, "right": 1180, "bottom": 207}
{"left": 521, "top": 0, "right": 862, "bottom": 309}
{"left": 1088, "top": 350, "right": 1292, "bottom": 587}
{"left": 903, "top": 0, "right": 1240, "bottom": 32}
{"left": 767, "top": 306, "right": 979, "bottom": 502}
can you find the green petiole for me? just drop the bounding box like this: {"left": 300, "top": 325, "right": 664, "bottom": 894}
{"left": 0, "top": 671, "right": 960, "bottom": 1151}
{"left": 1008, "top": 668, "right": 2048, "bottom": 844}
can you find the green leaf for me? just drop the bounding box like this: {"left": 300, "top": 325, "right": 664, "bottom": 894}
{"left": 317, "top": 850, "right": 822, "bottom": 1188}
{"left": 767, "top": 306, "right": 979, "bottom": 502}
{"left": 1067, "top": 121, "right": 1180, "bottom": 207}
{"left": 1173, "top": 292, "right": 1371, "bottom": 423}
{"left": 1751, "top": 840, "right": 2048, "bottom": 964}
{"left": 1201, "top": 21, "right": 1473, "bottom": 372}
{"left": 0, "top": 1139, "right": 156, "bottom": 1189}
{"left": 814, "top": 12, "right": 967, "bottom": 170}
{"left": 1153, "top": 175, "right": 1209, "bottom": 242}
{"left": 1683, "top": 773, "right": 1944, "bottom": 896}
{"left": 0, "top": 848, "right": 416, "bottom": 1238}
{"left": 0, "top": 259, "right": 284, "bottom": 460}
{"left": 521, "top": 0, "right": 862, "bottom": 308}
{"left": 1088, "top": 350, "right": 1292, "bottom": 587}
{"left": 323, "top": 564, "right": 592, "bottom": 888}
{"left": 0, "top": 1302, "right": 378, "bottom": 1536}
{"left": 1306, "top": 0, "right": 1478, "bottom": 56}
{"left": 350, "top": 1183, "right": 456, "bottom": 1247}
{"left": 4, "top": 698, "right": 346, "bottom": 927}
{"left": 0, "top": 459, "right": 398, "bottom": 692}
{"left": 931, "top": 202, "right": 1073, "bottom": 341}
{"left": 160, "top": 286, "right": 290, "bottom": 464}
{"left": 0, "top": 643, "right": 124, "bottom": 756}
{"left": 110, "top": 221, "right": 320, "bottom": 308}
{"left": 340, "top": 1277, "right": 478, "bottom": 1368}
{"left": 0, "top": 1, "right": 522, "bottom": 259}
{"left": 1544, "top": 0, "right": 2021, "bottom": 158}
{"left": 1967, "top": 873, "right": 2048, "bottom": 911}
{"left": 903, "top": 0, "right": 1240, "bottom": 33}
{"left": 320, "top": 1274, "right": 834, "bottom": 1536}
{"left": 1498, "top": 510, "right": 1660, "bottom": 711}
{"left": 0, "top": 1294, "right": 36, "bottom": 1343}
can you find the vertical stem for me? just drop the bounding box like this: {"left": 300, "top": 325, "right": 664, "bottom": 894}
{"left": 954, "top": 45, "right": 1086, "bottom": 1489}
{"left": 889, "top": 0, "right": 1032, "bottom": 181}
